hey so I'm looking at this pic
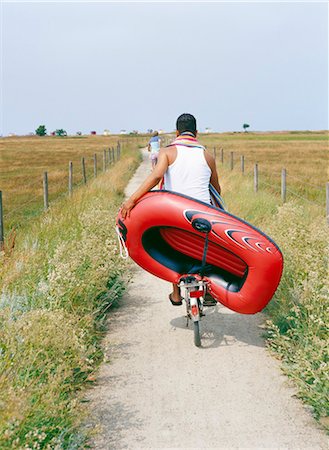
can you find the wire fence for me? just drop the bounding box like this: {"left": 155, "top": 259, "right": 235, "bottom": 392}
{"left": 0, "top": 141, "right": 124, "bottom": 250}
{"left": 1, "top": 139, "right": 327, "bottom": 251}
{"left": 212, "top": 147, "right": 329, "bottom": 223}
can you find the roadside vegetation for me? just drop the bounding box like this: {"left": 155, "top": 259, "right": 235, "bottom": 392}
{"left": 211, "top": 132, "right": 328, "bottom": 426}
{"left": 0, "top": 131, "right": 327, "bottom": 447}
{"left": 0, "top": 143, "right": 142, "bottom": 448}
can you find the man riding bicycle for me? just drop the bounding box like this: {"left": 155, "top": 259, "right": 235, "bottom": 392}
{"left": 121, "top": 113, "right": 221, "bottom": 305}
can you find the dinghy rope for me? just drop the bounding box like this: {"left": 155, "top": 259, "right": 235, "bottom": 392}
{"left": 115, "top": 226, "right": 129, "bottom": 259}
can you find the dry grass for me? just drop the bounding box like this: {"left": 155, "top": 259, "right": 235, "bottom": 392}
{"left": 200, "top": 131, "right": 328, "bottom": 205}
{"left": 0, "top": 135, "right": 146, "bottom": 229}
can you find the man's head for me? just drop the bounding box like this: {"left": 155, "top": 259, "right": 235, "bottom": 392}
{"left": 152, "top": 131, "right": 159, "bottom": 137}
{"left": 176, "top": 113, "right": 197, "bottom": 137}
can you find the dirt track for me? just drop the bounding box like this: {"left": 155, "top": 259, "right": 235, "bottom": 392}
{"left": 87, "top": 150, "right": 328, "bottom": 449}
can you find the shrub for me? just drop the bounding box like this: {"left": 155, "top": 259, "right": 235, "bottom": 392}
{"left": 35, "top": 125, "right": 47, "bottom": 136}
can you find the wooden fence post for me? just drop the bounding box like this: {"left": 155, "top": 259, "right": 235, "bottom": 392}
{"left": 112, "top": 147, "right": 115, "bottom": 163}
{"left": 0, "top": 191, "right": 4, "bottom": 251}
{"left": 81, "top": 157, "right": 87, "bottom": 184}
{"left": 220, "top": 148, "right": 224, "bottom": 164}
{"left": 69, "top": 161, "right": 73, "bottom": 196}
{"left": 326, "top": 182, "right": 329, "bottom": 224}
{"left": 103, "top": 149, "right": 107, "bottom": 172}
{"left": 254, "top": 163, "right": 258, "bottom": 192}
{"left": 213, "top": 147, "right": 216, "bottom": 159}
{"left": 43, "top": 171, "right": 49, "bottom": 210}
{"left": 241, "top": 155, "right": 245, "bottom": 174}
{"left": 230, "top": 152, "right": 234, "bottom": 170}
{"left": 281, "top": 168, "right": 287, "bottom": 203}
{"left": 108, "top": 148, "right": 111, "bottom": 165}
{"left": 93, "top": 154, "right": 97, "bottom": 178}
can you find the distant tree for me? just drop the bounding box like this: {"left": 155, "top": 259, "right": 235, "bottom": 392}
{"left": 243, "top": 123, "right": 250, "bottom": 132}
{"left": 35, "top": 125, "right": 47, "bottom": 136}
{"left": 147, "top": 129, "right": 153, "bottom": 134}
{"left": 76, "top": 131, "right": 82, "bottom": 136}
{"left": 55, "top": 129, "right": 67, "bottom": 137}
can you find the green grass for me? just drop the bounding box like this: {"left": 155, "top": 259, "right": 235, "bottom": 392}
{"left": 0, "top": 145, "right": 142, "bottom": 448}
{"left": 218, "top": 163, "right": 329, "bottom": 425}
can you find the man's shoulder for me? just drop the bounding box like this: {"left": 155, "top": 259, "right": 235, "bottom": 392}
{"left": 160, "top": 145, "right": 176, "bottom": 154}
{"left": 159, "top": 145, "right": 177, "bottom": 165}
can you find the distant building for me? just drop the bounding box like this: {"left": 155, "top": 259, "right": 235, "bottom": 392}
{"left": 120, "top": 129, "right": 127, "bottom": 135}
{"left": 205, "top": 127, "right": 212, "bottom": 134}
{"left": 158, "top": 129, "right": 164, "bottom": 134}
{"left": 103, "top": 129, "right": 111, "bottom": 136}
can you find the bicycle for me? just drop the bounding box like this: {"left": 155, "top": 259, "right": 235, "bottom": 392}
{"left": 116, "top": 212, "right": 216, "bottom": 347}
{"left": 178, "top": 216, "right": 215, "bottom": 347}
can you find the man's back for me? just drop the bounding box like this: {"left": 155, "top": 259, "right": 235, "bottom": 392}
{"left": 164, "top": 144, "right": 211, "bottom": 204}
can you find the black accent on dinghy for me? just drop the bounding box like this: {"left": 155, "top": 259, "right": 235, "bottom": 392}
{"left": 142, "top": 227, "right": 247, "bottom": 293}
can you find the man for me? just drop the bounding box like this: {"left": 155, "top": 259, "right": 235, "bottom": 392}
{"left": 121, "top": 113, "right": 221, "bottom": 305}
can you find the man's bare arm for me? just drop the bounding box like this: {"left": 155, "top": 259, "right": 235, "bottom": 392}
{"left": 121, "top": 149, "right": 168, "bottom": 218}
{"left": 205, "top": 152, "right": 221, "bottom": 194}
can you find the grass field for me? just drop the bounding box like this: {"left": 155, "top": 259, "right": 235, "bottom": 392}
{"left": 0, "top": 134, "right": 146, "bottom": 231}
{"left": 201, "top": 131, "right": 328, "bottom": 207}
{"left": 1, "top": 131, "right": 327, "bottom": 234}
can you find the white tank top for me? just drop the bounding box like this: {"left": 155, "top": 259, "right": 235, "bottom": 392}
{"left": 164, "top": 145, "right": 211, "bottom": 204}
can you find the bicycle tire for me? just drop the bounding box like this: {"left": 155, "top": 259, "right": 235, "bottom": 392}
{"left": 194, "top": 321, "right": 201, "bottom": 347}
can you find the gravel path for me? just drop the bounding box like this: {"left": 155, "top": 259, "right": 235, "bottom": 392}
{"left": 87, "top": 150, "right": 328, "bottom": 449}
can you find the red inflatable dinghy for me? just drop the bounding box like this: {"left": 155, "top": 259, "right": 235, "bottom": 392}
{"left": 116, "top": 190, "right": 283, "bottom": 314}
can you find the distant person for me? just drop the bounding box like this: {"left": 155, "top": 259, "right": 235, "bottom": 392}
{"left": 148, "top": 131, "right": 161, "bottom": 169}
{"left": 121, "top": 113, "right": 221, "bottom": 305}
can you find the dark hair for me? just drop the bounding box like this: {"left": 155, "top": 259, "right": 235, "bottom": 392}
{"left": 176, "top": 113, "right": 197, "bottom": 135}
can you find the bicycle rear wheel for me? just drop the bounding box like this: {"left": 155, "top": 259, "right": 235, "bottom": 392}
{"left": 194, "top": 321, "right": 201, "bottom": 347}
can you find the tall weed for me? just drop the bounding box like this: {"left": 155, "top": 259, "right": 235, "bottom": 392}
{"left": 265, "top": 204, "right": 328, "bottom": 420}
{"left": 219, "top": 167, "right": 328, "bottom": 423}
{"left": 0, "top": 148, "right": 141, "bottom": 448}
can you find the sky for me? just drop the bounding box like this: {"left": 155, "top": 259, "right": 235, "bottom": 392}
{"left": 1, "top": 1, "right": 328, "bottom": 135}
